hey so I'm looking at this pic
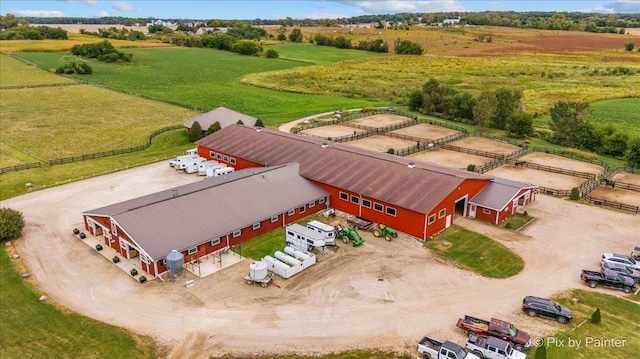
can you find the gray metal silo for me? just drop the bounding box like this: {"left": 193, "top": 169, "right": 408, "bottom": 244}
{"left": 166, "top": 249, "right": 184, "bottom": 281}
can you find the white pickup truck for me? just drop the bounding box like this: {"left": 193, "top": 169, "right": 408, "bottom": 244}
{"left": 417, "top": 336, "right": 480, "bottom": 359}
{"left": 466, "top": 334, "right": 527, "bottom": 359}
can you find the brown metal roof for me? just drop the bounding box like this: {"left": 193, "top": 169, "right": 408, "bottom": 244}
{"left": 183, "top": 107, "right": 257, "bottom": 130}
{"left": 470, "top": 177, "right": 538, "bottom": 211}
{"left": 197, "top": 125, "right": 491, "bottom": 214}
{"left": 83, "top": 164, "right": 328, "bottom": 260}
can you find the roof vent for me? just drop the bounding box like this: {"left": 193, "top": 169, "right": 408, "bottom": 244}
{"left": 321, "top": 142, "right": 328, "bottom": 148}
{"left": 408, "top": 162, "right": 416, "bottom": 169}
{"left": 256, "top": 128, "right": 262, "bottom": 132}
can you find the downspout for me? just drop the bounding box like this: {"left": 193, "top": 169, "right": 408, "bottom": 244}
{"left": 423, "top": 213, "right": 428, "bottom": 241}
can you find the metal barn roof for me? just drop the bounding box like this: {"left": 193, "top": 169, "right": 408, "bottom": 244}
{"left": 470, "top": 177, "right": 538, "bottom": 211}
{"left": 183, "top": 107, "right": 257, "bottom": 130}
{"left": 197, "top": 125, "right": 491, "bottom": 215}
{"left": 84, "top": 163, "right": 328, "bottom": 260}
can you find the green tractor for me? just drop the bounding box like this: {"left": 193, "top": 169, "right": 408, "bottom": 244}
{"left": 372, "top": 223, "right": 398, "bottom": 242}
{"left": 336, "top": 224, "right": 365, "bottom": 247}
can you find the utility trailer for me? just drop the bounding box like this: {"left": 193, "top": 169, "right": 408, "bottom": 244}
{"left": 347, "top": 216, "right": 373, "bottom": 231}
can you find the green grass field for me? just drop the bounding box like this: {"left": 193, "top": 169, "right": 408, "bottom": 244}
{"left": 15, "top": 47, "right": 386, "bottom": 125}
{"left": 590, "top": 98, "right": 640, "bottom": 138}
{"left": 0, "top": 246, "right": 160, "bottom": 359}
{"left": 266, "top": 43, "right": 387, "bottom": 65}
{"left": 0, "top": 55, "right": 76, "bottom": 87}
{"left": 425, "top": 225, "right": 524, "bottom": 278}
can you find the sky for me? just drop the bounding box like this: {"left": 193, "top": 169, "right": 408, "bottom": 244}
{"left": 2, "top": 0, "right": 640, "bottom": 19}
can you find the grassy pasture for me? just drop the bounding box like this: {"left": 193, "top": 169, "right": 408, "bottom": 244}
{"left": 425, "top": 225, "right": 524, "bottom": 278}
{"left": 0, "top": 32, "right": 171, "bottom": 53}
{"left": 590, "top": 98, "right": 640, "bottom": 138}
{"left": 15, "top": 47, "right": 386, "bottom": 125}
{"left": 266, "top": 42, "right": 386, "bottom": 65}
{"left": 0, "top": 55, "right": 76, "bottom": 87}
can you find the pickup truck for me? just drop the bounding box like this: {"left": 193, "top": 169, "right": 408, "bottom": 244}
{"left": 456, "top": 315, "right": 531, "bottom": 351}
{"left": 581, "top": 268, "right": 637, "bottom": 294}
{"left": 417, "top": 336, "right": 480, "bottom": 359}
{"left": 466, "top": 333, "right": 527, "bottom": 359}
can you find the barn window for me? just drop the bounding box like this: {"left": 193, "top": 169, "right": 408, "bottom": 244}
{"left": 483, "top": 208, "right": 491, "bottom": 215}
{"left": 362, "top": 199, "right": 371, "bottom": 208}
{"left": 438, "top": 209, "right": 446, "bottom": 219}
{"left": 374, "top": 203, "right": 384, "bottom": 212}
{"left": 299, "top": 206, "right": 306, "bottom": 213}
{"left": 252, "top": 222, "right": 261, "bottom": 230}
{"left": 210, "top": 238, "right": 221, "bottom": 246}
{"left": 287, "top": 209, "right": 295, "bottom": 216}
{"left": 308, "top": 201, "right": 315, "bottom": 208}
{"left": 428, "top": 214, "right": 436, "bottom": 224}
{"left": 216, "top": 153, "right": 222, "bottom": 160}
{"left": 210, "top": 151, "right": 216, "bottom": 158}
{"left": 223, "top": 155, "right": 229, "bottom": 162}
{"left": 230, "top": 158, "right": 236, "bottom": 165}
{"left": 140, "top": 254, "right": 149, "bottom": 264}
{"left": 162, "top": 258, "right": 166, "bottom": 265}
{"left": 339, "top": 192, "right": 348, "bottom": 200}
{"left": 270, "top": 215, "right": 278, "bottom": 223}
{"left": 187, "top": 246, "right": 198, "bottom": 255}
{"left": 350, "top": 195, "right": 359, "bottom": 204}
{"left": 386, "top": 207, "right": 397, "bottom": 217}
{"left": 232, "top": 230, "right": 242, "bottom": 237}
{"left": 319, "top": 197, "right": 325, "bottom": 204}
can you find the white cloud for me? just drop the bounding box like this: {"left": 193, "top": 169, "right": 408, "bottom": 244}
{"left": 583, "top": 0, "right": 640, "bottom": 13}
{"left": 96, "top": 10, "right": 110, "bottom": 17}
{"left": 63, "top": 0, "right": 98, "bottom": 6}
{"left": 112, "top": 1, "right": 134, "bottom": 12}
{"left": 334, "top": 0, "right": 465, "bottom": 14}
{"left": 12, "top": 10, "right": 65, "bottom": 17}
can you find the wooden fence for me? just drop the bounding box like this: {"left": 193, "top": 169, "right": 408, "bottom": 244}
{"left": 583, "top": 194, "right": 639, "bottom": 214}
{"left": 1, "top": 162, "right": 42, "bottom": 174}
{"left": 440, "top": 144, "right": 505, "bottom": 159}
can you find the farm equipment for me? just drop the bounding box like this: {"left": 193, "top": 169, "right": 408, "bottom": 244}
{"left": 372, "top": 223, "right": 398, "bottom": 242}
{"left": 336, "top": 224, "right": 364, "bottom": 247}
{"left": 347, "top": 216, "right": 373, "bottom": 231}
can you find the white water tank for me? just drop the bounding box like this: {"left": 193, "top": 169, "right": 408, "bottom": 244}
{"left": 284, "top": 246, "right": 310, "bottom": 261}
{"left": 275, "top": 251, "right": 301, "bottom": 266}
{"left": 249, "top": 261, "right": 268, "bottom": 281}
{"left": 263, "top": 255, "right": 291, "bottom": 270}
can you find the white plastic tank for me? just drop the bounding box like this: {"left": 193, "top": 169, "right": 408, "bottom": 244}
{"left": 263, "top": 255, "right": 290, "bottom": 270}
{"left": 275, "top": 251, "right": 301, "bottom": 266}
{"left": 249, "top": 261, "right": 268, "bottom": 281}
{"left": 284, "top": 246, "right": 310, "bottom": 261}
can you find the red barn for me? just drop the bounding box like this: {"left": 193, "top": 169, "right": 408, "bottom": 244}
{"left": 196, "top": 125, "right": 535, "bottom": 240}
{"left": 82, "top": 163, "right": 328, "bottom": 277}
{"left": 469, "top": 177, "right": 538, "bottom": 224}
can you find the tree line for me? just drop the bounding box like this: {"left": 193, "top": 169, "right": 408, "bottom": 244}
{"left": 409, "top": 78, "right": 640, "bottom": 167}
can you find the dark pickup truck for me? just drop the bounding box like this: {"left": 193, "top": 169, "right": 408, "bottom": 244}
{"left": 456, "top": 315, "right": 531, "bottom": 351}
{"left": 581, "top": 269, "right": 637, "bottom": 294}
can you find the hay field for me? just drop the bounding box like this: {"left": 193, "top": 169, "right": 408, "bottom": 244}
{"left": 0, "top": 55, "right": 76, "bottom": 87}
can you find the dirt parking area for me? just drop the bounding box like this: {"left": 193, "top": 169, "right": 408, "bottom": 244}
{"left": 450, "top": 136, "right": 521, "bottom": 155}
{"left": 519, "top": 152, "right": 603, "bottom": 175}
{"left": 486, "top": 165, "right": 586, "bottom": 190}
{"left": 390, "top": 123, "right": 460, "bottom": 141}
{"left": 300, "top": 124, "right": 366, "bottom": 138}
{"left": 5, "top": 161, "right": 640, "bottom": 358}
{"left": 346, "top": 135, "right": 415, "bottom": 153}
{"left": 347, "top": 114, "right": 411, "bottom": 128}
{"left": 409, "top": 148, "right": 491, "bottom": 170}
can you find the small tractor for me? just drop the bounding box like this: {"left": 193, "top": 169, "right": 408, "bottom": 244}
{"left": 336, "top": 224, "right": 364, "bottom": 247}
{"left": 372, "top": 223, "right": 398, "bottom": 242}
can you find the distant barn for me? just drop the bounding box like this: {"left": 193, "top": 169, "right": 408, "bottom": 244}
{"left": 184, "top": 107, "right": 258, "bottom": 135}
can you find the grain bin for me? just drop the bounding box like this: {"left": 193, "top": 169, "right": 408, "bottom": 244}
{"left": 166, "top": 249, "right": 184, "bottom": 280}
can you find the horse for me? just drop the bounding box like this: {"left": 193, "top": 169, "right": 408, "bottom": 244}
{"left": 603, "top": 179, "right": 616, "bottom": 189}
{"left": 514, "top": 160, "right": 527, "bottom": 168}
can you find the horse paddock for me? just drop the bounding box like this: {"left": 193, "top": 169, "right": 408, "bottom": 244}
{"left": 408, "top": 149, "right": 491, "bottom": 170}
{"left": 449, "top": 136, "right": 521, "bottom": 155}
{"left": 611, "top": 171, "right": 640, "bottom": 186}
{"left": 346, "top": 113, "right": 411, "bottom": 128}
{"left": 390, "top": 123, "right": 461, "bottom": 141}
{"left": 486, "top": 165, "right": 587, "bottom": 190}
{"left": 588, "top": 186, "right": 640, "bottom": 209}
{"left": 300, "top": 124, "right": 367, "bottom": 138}
{"left": 345, "top": 135, "right": 415, "bottom": 153}
{"left": 517, "top": 152, "right": 604, "bottom": 175}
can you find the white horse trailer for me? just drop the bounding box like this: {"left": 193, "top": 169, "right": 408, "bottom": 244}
{"left": 169, "top": 154, "right": 198, "bottom": 167}
{"left": 197, "top": 161, "right": 223, "bottom": 176}
{"left": 179, "top": 157, "right": 207, "bottom": 172}
{"left": 285, "top": 223, "right": 326, "bottom": 252}
{"left": 206, "top": 166, "right": 235, "bottom": 178}
{"left": 306, "top": 220, "right": 336, "bottom": 246}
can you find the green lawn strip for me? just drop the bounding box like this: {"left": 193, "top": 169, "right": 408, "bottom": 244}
{"left": 501, "top": 212, "right": 534, "bottom": 231}
{"left": 426, "top": 225, "right": 524, "bottom": 278}
{"left": 15, "top": 49, "right": 386, "bottom": 127}
{"left": 0, "top": 246, "right": 159, "bottom": 359}
{"left": 266, "top": 43, "right": 386, "bottom": 65}
{"left": 231, "top": 228, "right": 286, "bottom": 261}
{"left": 528, "top": 289, "right": 640, "bottom": 359}
{"left": 0, "top": 129, "right": 191, "bottom": 200}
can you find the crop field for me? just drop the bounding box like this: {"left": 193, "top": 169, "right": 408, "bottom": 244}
{"left": 0, "top": 32, "right": 171, "bottom": 53}
{"left": 408, "top": 148, "right": 490, "bottom": 169}
{"left": 590, "top": 98, "right": 640, "bottom": 138}
{"left": 390, "top": 123, "right": 460, "bottom": 141}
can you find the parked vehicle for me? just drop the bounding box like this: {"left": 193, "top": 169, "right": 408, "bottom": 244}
{"left": 176, "top": 157, "right": 206, "bottom": 171}
{"left": 306, "top": 220, "right": 336, "bottom": 246}
{"left": 417, "top": 336, "right": 480, "bottom": 359}
{"left": 630, "top": 246, "right": 640, "bottom": 262}
{"left": 456, "top": 315, "right": 531, "bottom": 351}
{"left": 466, "top": 333, "right": 527, "bottom": 359}
{"left": 197, "top": 160, "right": 223, "bottom": 176}
{"left": 581, "top": 269, "right": 637, "bottom": 293}
{"left": 205, "top": 166, "right": 234, "bottom": 178}
{"left": 335, "top": 223, "right": 364, "bottom": 247}
{"left": 372, "top": 223, "right": 398, "bottom": 241}
{"left": 602, "top": 262, "right": 640, "bottom": 283}
{"left": 521, "top": 296, "right": 572, "bottom": 323}
{"left": 285, "top": 223, "right": 327, "bottom": 252}
{"left": 169, "top": 154, "right": 198, "bottom": 167}
{"left": 601, "top": 253, "right": 640, "bottom": 271}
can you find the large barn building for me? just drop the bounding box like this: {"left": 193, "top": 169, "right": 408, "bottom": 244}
{"left": 82, "top": 163, "right": 328, "bottom": 277}
{"left": 195, "top": 125, "right": 537, "bottom": 240}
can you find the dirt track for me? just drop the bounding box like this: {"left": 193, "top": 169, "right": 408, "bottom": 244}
{"left": 5, "top": 160, "right": 639, "bottom": 358}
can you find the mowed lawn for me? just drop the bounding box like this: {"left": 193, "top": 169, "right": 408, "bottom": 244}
{"left": 15, "top": 47, "right": 387, "bottom": 126}
{"left": 266, "top": 42, "right": 387, "bottom": 65}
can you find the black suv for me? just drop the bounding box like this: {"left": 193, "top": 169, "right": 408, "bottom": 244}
{"left": 522, "top": 296, "right": 573, "bottom": 324}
